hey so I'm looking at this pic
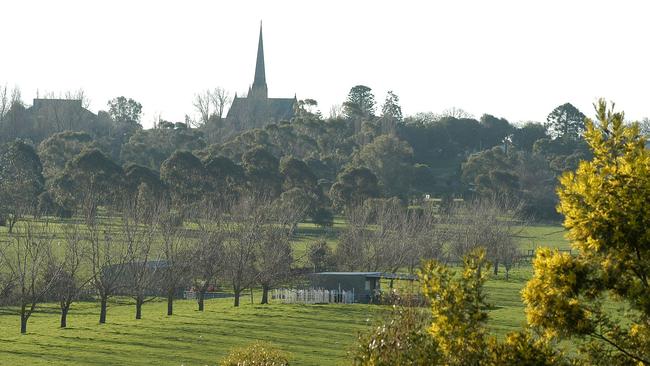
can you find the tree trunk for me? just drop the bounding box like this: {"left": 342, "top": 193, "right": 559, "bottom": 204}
{"left": 198, "top": 290, "right": 205, "bottom": 311}
{"left": 234, "top": 289, "right": 240, "bottom": 307}
{"left": 261, "top": 284, "right": 270, "bottom": 304}
{"left": 136, "top": 297, "right": 143, "bottom": 320}
{"left": 493, "top": 260, "right": 499, "bottom": 276}
{"left": 250, "top": 288, "right": 253, "bottom": 304}
{"left": 167, "top": 288, "right": 174, "bottom": 316}
{"left": 60, "top": 303, "right": 70, "bottom": 328}
{"left": 20, "top": 304, "right": 27, "bottom": 334}
{"left": 99, "top": 295, "right": 107, "bottom": 324}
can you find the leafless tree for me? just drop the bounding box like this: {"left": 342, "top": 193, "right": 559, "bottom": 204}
{"left": 223, "top": 196, "right": 266, "bottom": 307}
{"left": 121, "top": 200, "right": 161, "bottom": 320}
{"left": 334, "top": 199, "right": 445, "bottom": 276}
{"left": 256, "top": 200, "right": 303, "bottom": 304}
{"left": 158, "top": 208, "right": 193, "bottom": 316}
{"left": 46, "top": 222, "right": 92, "bottom": 328}
{"left": 2, "top": 221, "right": 60, "bottom": 333}
{"left": 88, "top": 218, "right": 132, "bottom": 324}
{"left": 193, "top": 91, "right": 211, "bottom": 127}
{"left": 10, "top": 86, "right": 22, "bottom": 106}
{"left": 189, "top": 201, "right": 227, "bottom": 311}
{"left": 193, "top": 87, "right": 232, "bottom": 127}
{"left": 440, "top": 106, "right": 473, "bottom": 119}
{"left": 211, "top": 87, "right": 231, "bottom": 120}
{"left": 329, "top": 103, "right": 343, "bottom": 119}
{"left": 0, "top": 83, "right": 8, "bottom": 120}
{"left": 446, "top": 198, "right": 523, "bottom": 274}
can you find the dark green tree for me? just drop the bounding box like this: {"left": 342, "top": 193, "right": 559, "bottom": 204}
{"left": 160, "top": 150, "right": 210, "bottom": 212}
{"left": 329, "top": 167, "right": 381, "bottom": 210}
{"left": 37, "top": 131, "right": 95, "bottom": 179}
{"left": 242, "top": 146, "right": 282, "bottom": 197}
{"left": 545, "top": 103, "right": 586, "bottom": 140}
{"left": 107, "top": 96, "right": 143, "bottom": 126}
{"left": 511, "top": 122, "right": 547, "bottom": 152}
{"left": 0, "top": 140, "right": 44, "bottom": 232}
{"left": 343, "top": 85, "right": 376, "bottom": 119}
{"left": 352, "top": 135, "right": 414, "bottom": 199}
{"left": 56, "top": 148, "right": 124, "bottom": 222}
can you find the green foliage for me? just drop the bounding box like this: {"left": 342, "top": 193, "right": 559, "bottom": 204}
{"left": 352, "top": 135, "right": 413, "bottom": 199}
{"left": 160, "top": 150, "right": 209, "bottom": 209}
{"left": 242, "top": 146, "right": 282, "bottom": 197}
{"left": 329, "top": 167, "right": 381, "bottom": 210}
{"left": 512, "top": 122, "right": 548, "bottom": 152}
{"left": 220, "top": 341, "right": 290, "bottom": 366}
{"left": 120, "top": 126, "right": 206, "bottom": 171}
{"left": 108, "top": 96, "right": 143, "bottom": 125}
{"left": 354, "top": 306, "right": 439, "bottom": 366}
{"left": 0, "top": 140, "right": 45, "bottom": 230}
{"left": 307, "top": 239, "right": 334, "bottom": 272}
{"left": 545, "top": 103, "right": 586, "bottom": 140}
{"left": 523, "top": 100, "right": 650, "bottom": 364}
{"left": 37, "top": 131, "right": 95, "bottom": 179}
{"left": 420, "top": 248, "right": 490, "bottom": 365}
{"left": 56, "top": 148, "right": 125, "bottom": 215}
{"left": 344, "top": 85, "right": 376, "bottom": 119}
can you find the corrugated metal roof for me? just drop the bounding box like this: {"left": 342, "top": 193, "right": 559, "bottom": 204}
{"left": 313, "top": 272, "right": 418, "bottom": 280}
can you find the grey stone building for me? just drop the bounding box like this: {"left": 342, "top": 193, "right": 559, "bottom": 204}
{"left": 226, "top": 23, "right": 296, "bottom": 131}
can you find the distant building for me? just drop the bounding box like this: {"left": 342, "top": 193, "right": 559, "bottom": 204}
{"left": 310, "top": 271, "right": 418, "bottom": 304}
{"left": 29, "top": 98, "right": 97, "bottom": 131}
{"left": 226, "top": 23, "right": 296, "bottom": 131}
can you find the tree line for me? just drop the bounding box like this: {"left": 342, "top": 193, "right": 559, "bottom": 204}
{"left": 0, "top": 83, "right": 618, "bottom": 221}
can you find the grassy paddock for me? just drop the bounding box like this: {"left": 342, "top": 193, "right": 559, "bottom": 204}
{"left": 0, "top": 273, "right": 535, "bottom": 366}
{"left": 0, "top": 216, "right": 570, "bottom": 365}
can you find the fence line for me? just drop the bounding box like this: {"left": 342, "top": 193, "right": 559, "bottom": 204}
{"left": 272, "top": 288, "right": 355, "bottom": 304}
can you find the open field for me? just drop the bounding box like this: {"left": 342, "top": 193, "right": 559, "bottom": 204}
{"left": 0, "top": 217, "right": 569, "bottom": 365}
{"left": 0, "top": 272, "right": 534, "bottom": 366}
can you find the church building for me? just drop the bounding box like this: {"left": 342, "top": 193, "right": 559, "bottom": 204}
{"left": 226, "top": 23, "right": 296, "bottom": 130}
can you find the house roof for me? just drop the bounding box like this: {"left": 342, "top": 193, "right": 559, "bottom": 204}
{"left": 313, "top": 272, "right": 418, "bottom": 281}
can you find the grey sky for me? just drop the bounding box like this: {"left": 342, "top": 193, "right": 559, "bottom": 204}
{"left": 1, "top": 0, "right": 648, "bottom": 127}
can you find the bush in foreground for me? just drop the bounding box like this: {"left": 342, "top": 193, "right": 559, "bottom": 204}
{"left": 220, "top": 341, "right": 290, "bottom": 366}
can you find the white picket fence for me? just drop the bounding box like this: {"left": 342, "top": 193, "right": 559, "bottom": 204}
{"left": 272, "top": 288, "right": 355, "bottom": 304}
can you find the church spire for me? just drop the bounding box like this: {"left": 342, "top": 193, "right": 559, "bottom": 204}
{"left": 251, "top": 21, "right": 268, "bottom": 99}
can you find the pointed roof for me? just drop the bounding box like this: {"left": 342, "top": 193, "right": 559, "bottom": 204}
{"left": 252, "top": 21, "right": 266, "bottom": 90}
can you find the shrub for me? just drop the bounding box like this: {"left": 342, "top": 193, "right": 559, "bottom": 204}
{"left": 220, "top": 341, "right": 290, "bottom": 366}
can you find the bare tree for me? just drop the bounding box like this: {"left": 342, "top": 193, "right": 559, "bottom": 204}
{"left": 193, "top": 91, "right": 211, "bottom": 127}
{"left": 121, "top": 200, "right": 160, "bottom": 319}
{"left": 88, "top": 219, "right": 132, "bottom": 324}
{"left": 0, "top": 83, "right": 8, "bottom": 120}
{"left": 257, "top": 201, "right": 302, "bottom": 304}
{"left": 446, "top": 198, "right": 523, "bottom": 275}
{"left": 158, "top": 210, "right": 192, "bottom": 316}
{"left": 2, "top": 221, "right": 60, "bottom": 333}
{"left": 193, "top": 87, "right": 232, "bottom": 126}
{"left": 190, "top": 201, "right": 226, "bottom": 311}
{"left": 210, "top": 87, "right": 231, "bottom": 120}
{"left": 334, "top": 199, "right": 421, "bottom": 273}
{"left": 440, "top": 106, "right": 473, "bottom": 119}
{"left": 46, "top": 222, "right": 92, "bottom": 328}
{"left": 223, "top": 196, "right": 266, "bottom": 307}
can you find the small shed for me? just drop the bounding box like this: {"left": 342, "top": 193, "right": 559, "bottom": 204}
{"left": 310, "top": 272, "right": 417, "bottom": 304}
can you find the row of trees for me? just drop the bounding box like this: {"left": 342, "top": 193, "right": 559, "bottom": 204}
{"left": 0, "top": 194, "right": 302, "bottom": 334}
{"left": 1, "top": 83, "right": 620, "bottom": 221}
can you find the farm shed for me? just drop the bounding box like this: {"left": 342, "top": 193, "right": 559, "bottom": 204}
{"left": 309, "top": 272, "right": 417, "bottom": 304}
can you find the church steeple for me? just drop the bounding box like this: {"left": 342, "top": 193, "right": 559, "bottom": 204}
{"left": 251, "top": 21, "right": 268, "bottom": 99}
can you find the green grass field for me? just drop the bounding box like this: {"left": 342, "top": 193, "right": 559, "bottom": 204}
{"left": 0, "top": 218, "right": 570, "bottom": 365}
{"left": 0, "top": 273, "right": 535, "bottom": 366}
